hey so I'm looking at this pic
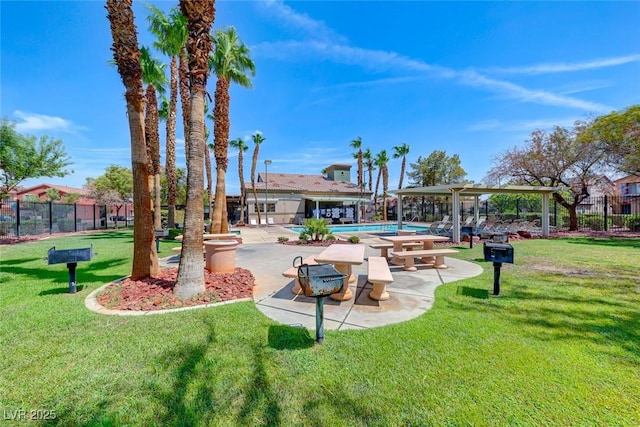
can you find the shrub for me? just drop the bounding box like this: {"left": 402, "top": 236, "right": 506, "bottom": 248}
{"left": 20, "top": 219, "right": 45, "bottom": 235}
{"left": 300, "top": 218, "right": 330, "bottom": 241}
{"left": 168, "top": 228, "right": 183, "bottom": 240}
{"left": 626, "top": 215, "right": 640, "bottom": 232}
{"left": 610, "top": 214, "right": 626, "bottom": 227}
{"left": 277, "top": 236, "right": 289, "bottom": 243}
{"left": 586, "top": 219, "right": 603, "bottom": 231}
{"left": 57, "top": 218, "right": 75, "bottom": 232}
{"left": 298, "top": 232, "right": 309, "bottom": 244}
{"left": 348, "top": 235, "right": 360, "bottom": 244}
{"left": 326, "top": 234, "right": 336, "bottom": 241}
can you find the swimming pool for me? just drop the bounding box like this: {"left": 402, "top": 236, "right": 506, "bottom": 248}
{"left": 289, "top": 223, "right": 429, "bottom": 234}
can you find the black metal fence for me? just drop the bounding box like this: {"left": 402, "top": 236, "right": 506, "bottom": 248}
{"left": 0, "top": 200, "right": 134, "bottom": 240}
{"left": 403, "top": 195, "right": 640, "bottom": 233}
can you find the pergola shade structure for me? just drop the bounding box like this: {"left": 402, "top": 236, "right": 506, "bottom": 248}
{"left": 392, "top": 184, "right": 566, "bottom": 243}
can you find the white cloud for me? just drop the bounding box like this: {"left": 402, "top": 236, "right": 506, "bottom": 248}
{"left": 484, "top": 54, "right": 640, "bottom": 75}
{"left": 12, "top": 110, "right": 82, "bottom": 133}
{"left": 468, "top": 117, "right": 582, "bottom": 132}
{"left": 254, "top": 4, "right": 614, "bottom": 113}
{"left": 458, "top": 70, "right": 612, "bottom": 113}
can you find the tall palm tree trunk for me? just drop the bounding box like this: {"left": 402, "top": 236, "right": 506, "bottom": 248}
{"left": 145, "top": 84, "right": 162, "bottom": 230}
{"left": 205, "top": 134, "right": 213, "bottom": 232}
{"left": 174, "top": 0, "right": 215, "bottom": 298}
{"left": 382, "top": 165, "right": 389, "bottom": 221}
{"left": 166, "top": 56, "right": 178, "bottom": 229}
{"left": 106, "top": 0, "right": 158, "bottom": 280}
{"left": 251, "top": 146, "right": 261, "bottom": 224}
{"left": 238, "top": 150, "right": 246, "bottom": 225}
{"left": 179, "top": 49, "right": 190, "bottom": 164}
{"left": 212, "top": 77, "right": 230, "bottom": 233}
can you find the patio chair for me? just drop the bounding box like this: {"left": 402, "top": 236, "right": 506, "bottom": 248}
{"left": 249, "top": 218, "right": 258, "bottom": 227}
{"left": 260, "top": 218, "right": 267, "bottom": 226}
{"left": 267, "top": 217, "right": 275, "bottom": 226}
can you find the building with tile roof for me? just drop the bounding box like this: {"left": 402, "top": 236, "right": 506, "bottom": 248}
{"left": 245, "top": 164, "right": 372, "bottom": 225}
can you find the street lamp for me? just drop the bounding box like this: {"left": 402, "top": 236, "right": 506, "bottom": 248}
{"left": 264, "top": 160, "right": 272, "bottom": 225}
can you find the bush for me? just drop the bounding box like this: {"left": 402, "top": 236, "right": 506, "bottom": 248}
{"left": 277, "top": 236, "right": 289, "bottom": 243}
{"left": 57, "top": 218, "right": 75, "bottom": 232}
{"left": 625, "top": 215, "right": 640, "bottom": 232}
{"left": 298, "top": 232, "right": 309, "bottom": 244}
{"left": 585, "top": 219, "right": 603, "bottom": 231}
{"left": 20, "top": 219, "right": 45, "bottom": 235}
{"left": 300, "top": 218, "right": 330, "bottom": 241}
{"left": 348, "top": 235, "right": 360, "bottom": 244}
{"left": 326, "top": 234, "right": 336, "bottom": 241}
{"left": 610, "top": 214, "right": 626, "bottom": 227}
{"left": 168, "top": 228, "right": 183, "bottom": 240}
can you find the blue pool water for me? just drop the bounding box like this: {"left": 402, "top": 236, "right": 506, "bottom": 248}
{"left": 289, "top": 223, "right": 428, "bottom": 234}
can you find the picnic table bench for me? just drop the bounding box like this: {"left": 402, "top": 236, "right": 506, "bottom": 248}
{"left": 367, "top": 256, "right": 394, "bottom": 301}
{"left": 389, "top": 248, "right": 459, "bottom": 271}
{"left": 369, "top": 242, "right": 423, "bottom": 258}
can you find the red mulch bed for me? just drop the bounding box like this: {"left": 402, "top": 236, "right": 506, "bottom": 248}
{"left": 97, "top": 267, "right": 255, "bottom": 311}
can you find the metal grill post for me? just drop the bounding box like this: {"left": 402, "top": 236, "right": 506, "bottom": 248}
{"left": 493, "top": 262, "right": 502, "bottom": 296}
{"left": 315, "top": 297, "right": 325, "bottom": 344}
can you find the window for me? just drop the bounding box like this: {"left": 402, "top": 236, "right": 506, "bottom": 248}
{"left": 254, "top": 203, "right": 276, "bottom": 213}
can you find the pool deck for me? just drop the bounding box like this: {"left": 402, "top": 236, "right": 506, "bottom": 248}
{"left": 160, "top": 225, "right": 483, "bottom": 332}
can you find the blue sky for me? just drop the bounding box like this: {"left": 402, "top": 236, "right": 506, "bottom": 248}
{"left": 2, "top": 1, "right": 639, "bottom": 194}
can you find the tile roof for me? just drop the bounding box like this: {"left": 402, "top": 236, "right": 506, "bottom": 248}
{"left": 257, "top": 172, "right": 371, "bottom": 195}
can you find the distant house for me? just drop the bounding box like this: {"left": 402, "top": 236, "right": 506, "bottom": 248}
{"left": 14, "top": 183, "right": 93, "bottom": 204}
{"left": 246, "top": 164, "right": 372, "bottom": 225}
{"left": 574, "top": 176, "right": 616, "bottom": 214}
{"left": 613, "top": 175, "right": 640, "bottom": 215}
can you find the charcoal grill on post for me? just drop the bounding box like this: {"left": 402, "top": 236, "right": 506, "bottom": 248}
{"left": 47, "top": 245, "right": 94, "bottom": 293}
{"left": 483, "top": 242, "right": 514, "bottom": 296}
{"left": 294, "top": 256, "right": 346, "bottom": 344}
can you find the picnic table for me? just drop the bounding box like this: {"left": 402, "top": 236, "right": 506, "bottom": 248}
{"left": 314, "top": 244, "right": 365, "bottom": 301}
{"left": 379, "top": 235, "right": 450, "bottom": 265}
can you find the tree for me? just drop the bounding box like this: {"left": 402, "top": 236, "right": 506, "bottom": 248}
{"left": 486, "top": 122, "right": 606, "bottom": 231}
{"left": 586, "top": 104, "right": 640, "bottom": 176}
{"left": 45, "top": 188, "right": 61, "bottom": 202}
{"left": 393, "top": 143, "right": 410, "bottom": 189}
{"left": 406, "top": 151, "right": 466, "bottom": 220}
{"left": 373, "top": 150, "right": 389, "bottom": 218}
{"left": 205, "top": 104, "right": 214, "bottom": 231}
{"left": 147, "top": 5, "right": 187, "bottom": 231}
{"left": 250, "top": 132, "right": 265, "bottom": 224}
{"left": 174, "top": 0, "right": 215, "bottom": 299}
{"left": 363, "top": 147, "right": 374, "bottom": 192}
{"left": 229, "top": 137, "right": 249, "bottom": 225}
{"left": 106, "top": 0, "right": 158, "bottom": 280}
{"left": 350, "top": 136, "right": 364, "bottom": 219}
{"left": 85, "top": 165, "right": 133, "bottom": 228}
{"left": 209, "top": 26, "right": 255, "bottom": 234}
{"left": 0, "top": 119, "right": 72, "bottom": 199}
{"left": 140, "top": 46, "right": 167, "bottom": 231}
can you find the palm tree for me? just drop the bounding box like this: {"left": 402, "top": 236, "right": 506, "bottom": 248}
{"left": 250, "top": 132, "right": 265, "bottom": 224}
{"left": 140, "top": 46, "right": 167, "bottom": 231}
{"left": 106, "top": 0, "right": 158, "bottom": 280}
{"left": 229, "top": 137, "right": 249, "bottom": 225}
{"left": 393, "top": 143, "right": 410, "bottom": 190}
{"left": 174, "top": 0, "right": 215, "bottom": 299}
{"left": 350, "top": 136, "right": 364, "bottom": 220}
{"left": 363, "top": 147, "right": 374, "bottom": 192}
{"left": 373, "top": 150, "right": 389, "bottom": 219}
{"left": 209, "top": 26, "right": 255, "bottom": 234}
{"left": 205, "top": 105, "right": 214, "bottom": 232}
{"left": 146, "top": 5, "right": 186, "bottom": 231}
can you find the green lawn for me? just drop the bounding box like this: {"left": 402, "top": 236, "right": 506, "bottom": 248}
{"left": 1, "top": 231, "right": 639, "bottom": 426}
